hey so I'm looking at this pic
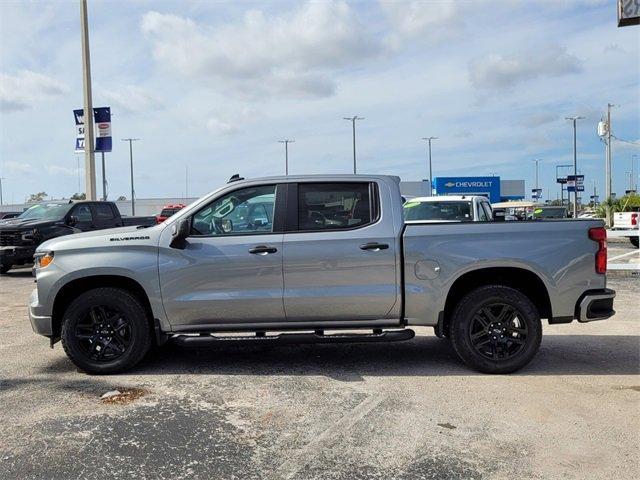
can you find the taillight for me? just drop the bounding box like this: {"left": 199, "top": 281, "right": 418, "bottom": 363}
{"left": 632, "top": 213, "right": 638, "bottom": 226}
{"left": 588, "top": 227, "right": 607, "bottom": 274}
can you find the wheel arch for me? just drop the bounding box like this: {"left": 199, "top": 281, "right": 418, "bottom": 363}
{"left": 441, "top": 267, "right": 552, "bottom": 336}
{"left": 51, "top": 275, "right": 155, "bottom": 340}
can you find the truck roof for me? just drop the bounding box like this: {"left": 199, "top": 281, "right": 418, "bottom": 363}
{"left": 227, "top": 174, "right": 401, "bottom": 184}
{"left": 408, "top": 195, "right": 483, "bottom": 202}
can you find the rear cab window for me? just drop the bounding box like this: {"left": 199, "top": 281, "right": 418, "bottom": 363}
{"left": 297, "top": 182, "right": 376, "bottom": 231}
{"left": 94, "top": 203, "right": 115, "bottom": 219}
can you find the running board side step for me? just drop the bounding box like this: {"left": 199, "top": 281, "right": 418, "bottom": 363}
{"left": 171, "top": 329, "right": 415, "bottom": 346}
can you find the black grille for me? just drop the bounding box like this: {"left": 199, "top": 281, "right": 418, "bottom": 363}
{"left": 0, "top": 231, "right": 23, "bottom": 246}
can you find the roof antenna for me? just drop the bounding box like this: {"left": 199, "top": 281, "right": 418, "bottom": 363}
{"left": 228, "top": 174, "right": 244, "bottom": 183}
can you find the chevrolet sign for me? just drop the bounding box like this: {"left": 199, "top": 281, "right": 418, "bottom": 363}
{"left": 434, "top": 176, "right": 501, "bottom": 203}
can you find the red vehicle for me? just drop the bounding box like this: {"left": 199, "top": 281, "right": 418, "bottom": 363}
{"left": 156, "top": 204, "right": 186, "bottom": 223}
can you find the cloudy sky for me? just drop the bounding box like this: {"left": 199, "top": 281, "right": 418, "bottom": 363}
{"left": 0, "top": 0, "right": 638, "bottom": 204}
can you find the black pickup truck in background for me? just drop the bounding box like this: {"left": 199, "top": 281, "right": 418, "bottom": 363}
{"left": 0, "top": 201, "right": 155, "bottom": 274}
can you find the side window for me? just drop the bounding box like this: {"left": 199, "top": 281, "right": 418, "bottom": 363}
{"left": 191, "top": 185, "right": 276, "bottom": 236}
{"left": 95, "top": 203, "right": 115, "bottom": 220}
{"left": 72, "top": 204, "right": 93, "bottom": 222}
{"left": 298, "top": 183, "right": 373, "bottom": 231}
{"left": 477, "top": 202, "right": 488, "bottom": 221}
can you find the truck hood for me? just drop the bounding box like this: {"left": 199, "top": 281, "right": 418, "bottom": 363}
{"left": 37, "top": 224, "right": 161, "bottom": 253}
{"left": 0, "top": 217, "right": 58, "bottom": 230}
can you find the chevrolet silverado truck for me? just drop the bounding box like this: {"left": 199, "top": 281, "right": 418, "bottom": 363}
{"left": 0, "top": 200, "right": 155, "bottom": 274}
{"left": 28, "top": 175, "right": 615, "bottom": 374}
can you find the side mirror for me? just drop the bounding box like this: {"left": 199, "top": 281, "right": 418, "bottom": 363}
{"left": 66, "top": 215, "right": 78, "bottom": 227}
{"left": 170, "top": 217, "right": 191, "bottom": 249}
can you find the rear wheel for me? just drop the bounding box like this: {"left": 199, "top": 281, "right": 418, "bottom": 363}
{"left": 61, "top": 287, "right": 152, "bottom": 374}
{"left": 0, "top": 264, "right": 11, "bottom": 274}
{"left": 449, "top": 285, "right": 542, "bottom": 374}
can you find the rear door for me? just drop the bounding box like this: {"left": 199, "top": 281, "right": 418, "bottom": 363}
{"left": 92, "top": 203, "right": 122, "bottom": 229}
{"left": 282, "top": 182, "right": 399, "bottom": 322}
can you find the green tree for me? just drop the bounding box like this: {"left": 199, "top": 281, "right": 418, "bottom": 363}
{"left": 116, "top": 195, "right": 126, "bottom": 201}
{"left": 28, "top": 192, "right": 47, "bottom": 202}
{"left": 70, "top": 192, "right": 86, "bottom": 200}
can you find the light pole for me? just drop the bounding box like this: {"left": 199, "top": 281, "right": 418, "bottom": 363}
{"left": 632, "top": 154, "right": 638, "bottom": 193}
{"left": 0, "top": 177, "right": 5, "bottom": 205}
{"left": 122, "top": 138, "right": 139, "bottom": 215}
{"left": 565, "top": 116, "right": 585, "bottom": 218}
{"left": 421, "top": 137, "right": 438, "bottom": 189}
{"left": 79, "top": 0, "right": 96, "bottom": 200}
{"left": 278, "top": 139, "right": 294, "bottom": 175}
{"left": 533, "top": 158, "right": 541, "bottom": 202}
{"left": 343, "top": 116, "right": 364, "bottom": 174}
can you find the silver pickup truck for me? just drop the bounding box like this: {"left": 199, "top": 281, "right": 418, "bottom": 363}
{"left": 28, "top": 175, "right": 615, "bottom": 374}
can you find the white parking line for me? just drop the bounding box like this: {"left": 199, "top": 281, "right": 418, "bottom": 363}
{"left": 609, "top": 250, "right": 640, "bottom": 262}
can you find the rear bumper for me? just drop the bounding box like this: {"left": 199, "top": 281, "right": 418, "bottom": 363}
{"left": 577, "top": 288, "right": 616, "bottom": 323}
{"left": 28, "top": 289, "right": 53, "bottom": 336}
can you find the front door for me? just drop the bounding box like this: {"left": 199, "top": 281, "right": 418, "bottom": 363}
{"left": 282, "top": 182, "right": 400, "bottom": 322}
{"left": 159, "top": 184, "right": 285, "bottom": 329}
{"left": 69, "top": 204, "right": 94, "bottom": 231}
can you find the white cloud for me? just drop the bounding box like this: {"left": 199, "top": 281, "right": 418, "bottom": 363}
{"left": 4, "top": 161, "right": 35, "bottom": 174}
{"left": 380, "top": 0, "right": 461, "bottom": 43}
{"left": 521, "top": 112, "right": 559, "bottom": 127}
{"left": 140, "top": 2, "right": 382, "bottom": 99}
{"left": 101, "top": 85, "right": 162, "bottom": 115}
{"left": 46, "top": 165, "right": 79, "bottom": 177}
{"left": 469, "top": 46, "right": 582, "bottom": 89}
{"left": 0, "top": 70, "right": 67, "bottom": 112}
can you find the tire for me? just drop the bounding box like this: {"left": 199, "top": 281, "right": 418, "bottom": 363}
{"left": 630, "top": 236, "right": 639, "bottom": 248}
{"left": 61, "top": 287, "right": 152, "bottom": 374}
{"left": 449, "top": 285, "right": 542, "bottom": 374}
{"left": 0, "top": 264, "right": 11, "bottom": 274}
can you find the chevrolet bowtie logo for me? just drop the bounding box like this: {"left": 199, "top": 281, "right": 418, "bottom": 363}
{"left": 444, "top": 182, "right": 455, "bottom": 187}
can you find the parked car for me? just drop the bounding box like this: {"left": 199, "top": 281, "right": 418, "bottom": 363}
{"left": 156, "top": 204, "right": 186, "bottom": 223}
{"left": 0, "top": 201, "right": 155, "bottom": 274}
{"left": 529, "top": 206, "right": 569, "bottom": 220}
{"left": 613, "top": 210, "right": 639, "bottom": 247}
{"left": 0, "top": 212, "right": 21, "bottom": 220}
{"left": 403, "top": 195, "right": 493, "bottom": 222}
{"left": 27, "top": 175, "right": 615, "bottom": 375}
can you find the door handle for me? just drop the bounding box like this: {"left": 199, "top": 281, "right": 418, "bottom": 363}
{"left": 249, "top": 245, "right": 278, "bottom": 255}
{"left": 360, "top": 242, "right": 389, "bottom": 251}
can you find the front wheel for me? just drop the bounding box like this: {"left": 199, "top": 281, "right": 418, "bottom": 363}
{"left": 61, "top": 287, "right": 152, "bottom": 374}
{"left": 0, "top": 264, "right": 11, "bottom": 274}
{"left": 449, "top": 285, "right": 542, "bottom": 374}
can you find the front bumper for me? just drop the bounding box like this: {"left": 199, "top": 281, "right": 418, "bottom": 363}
{"left": 577, "top": 288, "right": 616, "bottom": 323}
{"left": 0, "top": 245, "right": 35, "bottom": 266}
{"left": 28, "top": 288, "right": 53, "bottom": 336}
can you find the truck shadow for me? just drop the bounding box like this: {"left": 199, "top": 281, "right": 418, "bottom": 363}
{"left": 126, "top": 334, "right": 639, "bottom": 380}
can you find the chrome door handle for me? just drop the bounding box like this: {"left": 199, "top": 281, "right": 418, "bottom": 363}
{"left": 249, "top": 245, "right": 278, "bottom": 255}
{"left": 360, "top": 242, "right": 389, "bottom": 251}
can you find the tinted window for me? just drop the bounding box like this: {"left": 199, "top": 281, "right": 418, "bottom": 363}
{"left": 298, "top": 183, "right": 372, "bottom": 231}
{"left": 191, "top": 185, "right": 276, "bottom": 236}
{"left": 477, "top": 202, "right": 489, "bottom": 221}
{"left": 95, "top": 203, "right": 115, "bottom": 219}
{"left": 404, "top": 201, "right": 472, "bottom": 221}
{"left": 72, "top": 204, "right": 93, "bottom": 222}
{"left": 481, "top": 202, "right": 493, "bottom": 221}
{"left": 160, "top": 208, "right": 178, "bottom": 217}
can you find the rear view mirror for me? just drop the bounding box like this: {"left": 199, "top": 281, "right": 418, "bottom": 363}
{"left": 170, "top": 217, "right": 191, "bottom": 249}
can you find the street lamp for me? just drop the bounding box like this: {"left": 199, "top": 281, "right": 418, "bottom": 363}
{"left": 565, "top": 115, "right": 585, "bottom": 218}
{"left": 421, "top": 137, "right": 438, "bottom": 189}
{"left": 533, "top": 158, "right": 541, "bottom": 202}
{"left": 278, "top": 139, "right": 294, "bottom": 175}
{"left": 122, "top": 138, "right": 140, "bottom": 215}
{"left": 343, "top": 116, "right": 364, "bottom": 174}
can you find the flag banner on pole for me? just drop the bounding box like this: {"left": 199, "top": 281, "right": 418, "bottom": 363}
{"left": 567, "top": 175, "right": 585, "bottom": 192}
{"left": 74, "top": 107, "right": 112, "bottom": 153}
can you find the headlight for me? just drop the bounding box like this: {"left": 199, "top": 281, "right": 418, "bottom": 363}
{"left": 21, "top": 229, "right": 38, "bottom": 242}
{"left": 35, "top": 251, "right": 54, "bottom": 269}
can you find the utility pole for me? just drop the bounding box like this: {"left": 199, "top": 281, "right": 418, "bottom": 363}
{"left": 79, "top": 0, "right": 96, "bottom": 200}
{"left": 421, "top": 137, "right": 438, "bottom": 189}
{"left": 565, "top": 116, "right": 584, "bottom": 218}
{"left": 122, "top": 138, "right": 139, "bottom": 215}
{"left": 0, "top": 177, "right": 5, "bottom": 206}
{"left": 605, "top": 103, "right": 614, "bottom": 226}
{"left": 343, "top": 116, "right": 364, "bottom": 174}
{"left": 278, "top": 139, "right": 294, "bottom": 175}
{"left": 632, "top": 154, "right": 638, "bottom": 193}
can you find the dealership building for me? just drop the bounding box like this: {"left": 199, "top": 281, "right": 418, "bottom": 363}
{"left": 400, "top": 176, "right": 525, "bottom": 203}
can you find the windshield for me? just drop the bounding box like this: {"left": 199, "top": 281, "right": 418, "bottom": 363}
{"left": 18, "top": 203, "right": 73, "bottom": 220}
{"left": 533, "top": 207, "right": 567, "bottom": 219}
{"left": 404, "top": 201, "right": 472, "bottom": 221}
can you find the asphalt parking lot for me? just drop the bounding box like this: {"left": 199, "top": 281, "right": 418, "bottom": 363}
{"left": 1, "top": 253, "right": 638, "bottom": 479}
